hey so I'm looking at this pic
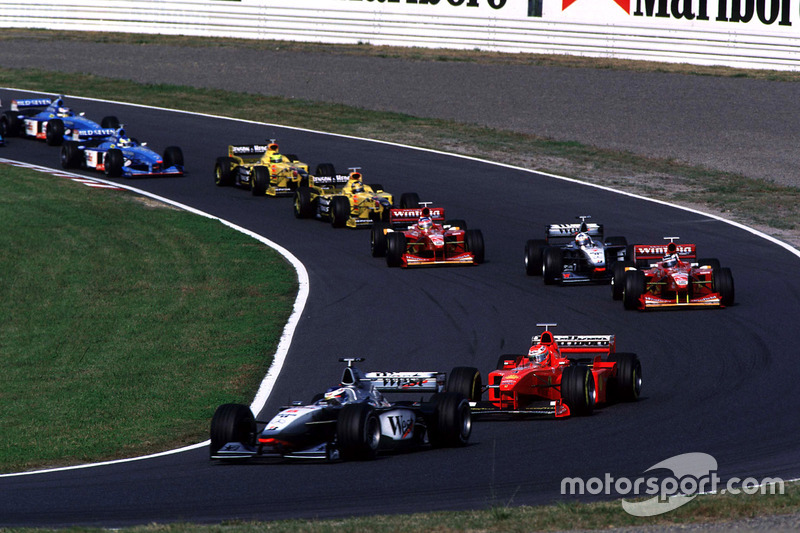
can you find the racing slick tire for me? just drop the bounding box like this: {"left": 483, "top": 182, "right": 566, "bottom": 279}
{"left": 293, "top": 186, "right": 316, "bottom": 219}
{"left": 611, "top": 261, "right": 634, "bottom": 300}
{"left": 162, "top": 146, "right": 184, "bottom": 170}
{"left": 465, "top": 229, "right": 485, "bottom": 264}
{"left": 561, "top": 365, "right": 595, "bottom": 416}
{"left": 607, "top": 352, "right": 642, "bottom": 402}
{"left": 542, "top": 247, "right": 563, "bottom": 285}
{"left": 386, "top": 232, "right": 407, "bottom": 267}
{"left": 525, "top": 239, "right": 548, "bottom": 276}
{"left": 623, "top": 270, "right": 646, "bottom": 310}
{"left": 104, "top": 148, "right": 124, "bottom": 178}
{"left": 60, "top": 142, "right": 83, "bottom": 169}
{"left": 714, "top": 267, "right": 735, "bottom": 307}
{"left": 1, "top": 111, "right": 21, "bottom": 137}
{"left": 427, "top": 392, "right": 471, "bottom": 448}
{"left": 337, "top": 403, "right": 381, "bottom": 461}
{"left": 314, "top": 163, "right": 336, "bottom": 179}
{"left": 447, "top": 367, "right": 482, "bottom": 402}
{"left": 251, "top": 166, "right": 270, "bottom": 196}
{"left": 284, "top": 153, "right": 299, "bottom": 162}
{"left": 399, "top": 192, "right": 421, "bottom": 208}
{"left": 214, "top": 157, "right": 236, "bottom": 186}
{"left": 371, "top": 221, "right": 391, "bottom": 257}
{"left": 369, "top": 183, "right": 384, "bottom": 192}
{"left": 445, "top": 219, "right": 467, "bottom": 231}
{"left": 209, "top": 403, "right": 256, "bottom": 458}
{"left": 45, "top": 118, "right": 65, "bottom": 146}
{"left": 496, "top": 354, "right": 517, "bottom": 370}
{"left": 330, "top": 196, "right": 351, "bottom": 228}
{"left": 101, "top": 116, "right": 120, "bottom": 129}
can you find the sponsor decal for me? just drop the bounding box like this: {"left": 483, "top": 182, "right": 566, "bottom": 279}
{"left": 230, "top": 145, "right": 268, "bottom": 155}
{"left": 349, "top": 0, "right": 507, "bottom": 9}
{"left": 564, "top": 0, "right": 629, "bottom": 13}
{"left": 558, "top": 0, "right": 791, "bottom": 25}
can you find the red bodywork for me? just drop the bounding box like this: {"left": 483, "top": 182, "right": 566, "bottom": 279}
{"left": 484, "top": 331, "right": 619, "bottom": 418}
{"left": 628, "top": 242, "right": 725, "bottom": 309}
{"left": 390, "top": 207, "right": 477, "bottom": 267}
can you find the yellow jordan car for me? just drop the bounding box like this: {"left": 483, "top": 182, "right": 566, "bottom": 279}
{"left": 293, "top": 168, "right": 419, "bottom": 228}
{"left": 214, "top": 140, "right": 346, "bottom": 196}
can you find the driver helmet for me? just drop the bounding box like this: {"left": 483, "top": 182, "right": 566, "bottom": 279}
{"left": 269, "top": 153, "right": 282, "bottom": 163}
{"left": 323, "top": 387, "right": 351, "bottom": 405}
{"left": 351, "top": 181, "right": 364, "bottom": 194}
{"left": 57, "top": 106, "right": 71, "bottom": 117}
{"left": 663, "top": 253, "right": 679, "bottom": 268}
{"left": 575, "top": 232, "right": 591, "bottom": 247}
{"left": 528, "top": 344, "right": 549, "bottom": 364}
{"left": 418, "top": 216, "right": 433, "bottom": 231}
{"left": 116, "top": 130, "right": 131, "bottom": 147}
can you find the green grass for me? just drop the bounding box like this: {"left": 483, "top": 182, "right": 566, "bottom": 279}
{"left": 0, "top": 165, "right": 295, "bottom": 472}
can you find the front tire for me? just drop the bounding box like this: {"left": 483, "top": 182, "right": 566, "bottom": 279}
{"left": 293, "top": 186, "right": 315, "bottom": 219}
{"left": 542, "top": 247, "right": 563, "bottom": 285}
{"left": 623, "top": 270, "right": 645, "bottom": 310}
{"left": 427, "top": 393, "right": 471, "bottom": 448}
{"left": 251, "top": 166, "right": 270, "bottom": 196}
{"left": 60, "top": 142, "right": 82, "bottom": 169}
{"left": 608, "top": 352, "right": 642, "bottom": 402}
{"left": 386, "top": 232, "right": 407, "bottom": 267}
{"left": 46, "top": 118, "right": 65, "bottom": 146}
{"left": 611, "top": 261, "right": 634, "bottom": 300}
{"left": 714, "top": 267, "right": 735, "bottom": 307}
{"left": 525, "top": 240, "right": 547, "bottom": 276}
{"left": 465, "top": 229, "right": 485, "bottom": 264}
{"left": 561, "top": 366, "right": 595, "bottom": 416}
{"left": 330, "top": 196, "right": 351, "bottom": 228}
{"left": 337, "top": 403, "right": 380, "bottom": 461}
{"left": 209, "top": 403, "right": 256, "bottom": 458}
{"left": 371, "top": 221, "right": 390, "bottom": 257}
{"left": 104, "top": 148, "right": 124, "bottom": 177}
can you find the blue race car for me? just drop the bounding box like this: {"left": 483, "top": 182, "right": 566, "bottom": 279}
{"left": 60, "top": 128, "right": 184, "bottom": 178}
{"left": 0, "top": 95, "right": 119, "bottom": 146}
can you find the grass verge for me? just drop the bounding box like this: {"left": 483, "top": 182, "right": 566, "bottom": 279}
{"left": 0, "top": 164, "right": 295, "bottom": 473}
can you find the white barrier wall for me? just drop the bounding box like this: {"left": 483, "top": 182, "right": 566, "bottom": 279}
{"left": 1, "top": 0, "right": 799, "bottom": 70}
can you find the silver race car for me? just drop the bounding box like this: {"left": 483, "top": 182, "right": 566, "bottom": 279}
{"left": 210, "top": 358, "right": 472, "bottom": 462}
{"left": 525, "top": 216, "right": 628, "bottom": 284}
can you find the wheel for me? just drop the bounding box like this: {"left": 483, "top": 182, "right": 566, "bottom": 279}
{"left": 337, "top": 403, "right": 380, "bottom": 461}
{"left": 162, "top": 146, "right": 184, "bottom": 170}
{"left": 623, "top": 270, "right": 646, "bottom": 310}
{"left": 293, "top": 186, "right": 315, "bottom": 219}
{"left": 445, "top": 219, "right": 467, "bottom": 231}
{"left": 611, "top": 261, "right": 634, "bottom": 300}
{"left": 1, "top": 111, "right": 21, "bottom": 137}
{"left": 697, "top": 258, "right": 721, "bottom": 271}
{"left": 496, "top": 354, "right": 517, "bottom": 370}
{"left": 608, "top": 352, "right": 642, "bottom": 402}
{"left": 447, "top": 367, "right": 482, "bottom": 402}
{"left": 465, "top": 229, "right": 485, "bottom": 264}
{"left": 314, "top": 163, "right": 336, "bottom": 178}
{"left": 605, "top": 236, "right": 628, "bottom": 247}
{"left": 560, "top": 366, "right": 595, "bottom": 416}
{"left": 251, "top": 166, "right": 270, "bottom": 195}
{"left": 60, "top": 142, "right": 82, "bottom": 169}
{"left": 330, "top": 196, "right": 351, "bottom": 227}
{"left": 371, "top": 221, "right": 390, "bottom": 257}
{"left": 45, "top": 118, "right": 65, "bottom": 146}
{"left": 369, "top": 183, "right": 384, "bottom": 192}
{"left": 104, "top": 148, "right": 124, "bottom": 177}
{"left": 524, "top": 240, "right": 547, "bottom": 276}
{"left": 399, "top": 192, "right": 420, "bottom": 208}
{"left": 214, "top": 157, "right": 236, "bottom": 186}
{"left": 101, "top": 116, "right": 120, "bottom": 129}
{"left": 284, "top": 153, "right": 299, "bottom": 162}
{"left": 209, "top": 403, "right": 255, "bottom": 458}
{"left": 427, "top": 392, "right": 471, "bottom": 448}
{"left": 542, "top": 247, "right": 563, "bottom": 285}
{"left": 714, "top": 267, "right": 735, "bottom": 306}
{"left": 386, "top": 232, "right": 407, "bottom": 267}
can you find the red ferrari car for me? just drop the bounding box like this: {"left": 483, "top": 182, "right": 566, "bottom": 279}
{"left": 371, "top": 206, "right": 484, "bottom": 267}
{"left": 446, "top": 324, "right": 642, "bottom": 418}
{"left": 613, "top": 238, "right": 735, "bottom": 310}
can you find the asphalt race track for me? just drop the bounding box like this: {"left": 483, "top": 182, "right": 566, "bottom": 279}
{"left": 1, "top": 90, "right": 799, "bottom": 527}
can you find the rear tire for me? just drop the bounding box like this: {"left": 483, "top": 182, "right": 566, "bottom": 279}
{"left": 386, "top": 232, "right": 407, "bottom": 267}
{"left": 209, "top": 403, "right": 256, "bottom": 458}
{"left": 1, "top": 111, "right": 21, "bottom": 137}
{"left": 214, "top": 157, "right": 236, "bottom": 186}
{"left": 162, "top": 146, "right": 184, "bottom": 170}
{"left": 447, "top": 367, "right": 482, "bottom": 402}
{"left": 337, "top": 403, "right": 380, "bottom": 461}
{"left": 46, "top": 118, "right": 65, "bottom": 146}
{"left": 525, "top": 240, "right": 547, "bottom": 276}
{"left": 623, "top": 270, "right": 645, "bottom": 310}
{"left": 101, "top": 116, "right": 120, "bottom": 129}
{"left": 427, "top": 393, "right": 471, "bottom": 448}
{"left": 399, "top": 192, "right": 420, "bottom": 208}
{"left": 104, "top": 148, "right": 124, "bottom": 177}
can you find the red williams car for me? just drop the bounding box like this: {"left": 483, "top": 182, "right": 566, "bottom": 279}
{"left": 371, "top": 206, "right": 484, "bottom": 267}
{"left": 210, "top": 358, "right": 471, "bottom": 462}
{"left": 612, "top": 238, "right": 735, "bottom": 310}
{"left": 525, "top": 216, "right": 628, "bottom": 284}
{"left": 446, "top": 324, "right": 641, "bottom": 418}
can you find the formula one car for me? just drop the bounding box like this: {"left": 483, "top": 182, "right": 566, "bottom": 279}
{"left": 0, "top": 95, "right": 119, "bottom": 146}
{"left": 60, "top": 128, "right": 184, "bottom": 178}
{"left": 525, "top": 216, "right": 628, "bottom": 284}
{"left": 613, "top": 237, "right": 735, "bottom": 310}
{"left": 210, "top": 358, "right": 472, "bottom": 462}
{"left": 446, "top": 324, "right": 642, "bottom": 418}
{"left": 293, "top": 168, "right": 417, "bottom": 228}
{"left": 214, "top": 140, "right": 346, "bottom": 196}
{"left": 370, "top": 206, "right": 484, "bottom": 267}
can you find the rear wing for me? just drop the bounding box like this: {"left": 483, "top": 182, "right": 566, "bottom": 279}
{"left": 532, "top": 334, "right": 616, "bottom": 354}
{"left": 633, "top": 243, "right": 696, "bottom": 265}
{"left": 545, "top": 223, "right": 603, "bottom": 245}
{"left": 363, "top": 371, "right": 445, "bottom": 393}
{"left": 388, "top": 206, "right": 445, "bottom": 229}
{"left": 11, "top": 98, "right": 52, "bottom": 111}
{"left": 228, "top": 144, "right": 270, "bottom": 157}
